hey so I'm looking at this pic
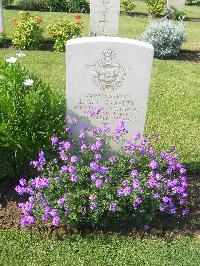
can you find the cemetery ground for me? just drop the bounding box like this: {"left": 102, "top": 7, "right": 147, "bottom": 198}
{"left": 0, "top": 3, "right": 200, "bottom": 265}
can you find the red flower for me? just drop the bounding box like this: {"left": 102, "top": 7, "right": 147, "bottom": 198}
{"left": 75, "top": 15, "right": 81, "bottom": 19}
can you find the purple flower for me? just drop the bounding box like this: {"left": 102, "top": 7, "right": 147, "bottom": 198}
{"left": 70, "top": 156, "right": 78, "bottom": 163}
{"left": 144, "top": 225, "right": 151, "bottom": 231}
{"left": 15, "top": 185, "right": 26, "bottom": 195}
{"left": 180, "top": 167, "right": 186, "bottom": 174}
{"left": 95, "top": 179, "right": 103, "bottom": 188}
{"left": 131, "top": 170, "right": 138, "bottom": 176}
{"left": 81, "top": 143, "right": 87, "bottom": 151}
{"left": 19, "top": 178, "right": 27, "bottom": 187}
{"left": 162, "top": 196, "right": 171, "bottom": 203}
{"left": 108, "top": 157, "right": 116, "bottom": 164}
{"left": 68, "top": 166, "right": 76, "bottom": 174}
{"left": 182, "top": 209, "right": 189, "bottom": 215}
{"left": 79, "top": 133, "right": 86, "bottom": 139}
{"left": 100, "top": 166, "right": 108, "bottom": 175}
{"left": 89, "top": 195, "right": 96, "bottom": 201}
{"left": 71, "top": 175, "right": 78, "bottom": 182}
{"left": 134, "top": 132, "right": 141, "bottom": 140}
{"left": 90, "top": 203, "right": 97, "bottom": 211}
{"left": 109, "top": 203, "right": 118, "bottom": 212}
{"left": 51, "top": 136, "right": 59, "bottom": 145}
{"left": 122, "top": 179, "right": 129, "bottom": 186}
{"left": 57, "top": 198, "right": 65, "bottom": 206}
{"left": 123, "top": 186, "right": 132, "bottom": 196}
{"left": 105, "top": 177, "right": 112, "bottom": 184}
{"left": 91, "top": 173, "right": 98, "bottom": 182}
{"left": 159, "top": 204, "right": 166, "bottom": 212}
{"left": 20, "top": 215, "right": 35, "bottom": 227}
{"left": 132, "top": 179, "right": 140, "bottom": 189}
{"left": 61, "top": 165, "right": 68, "bottom": 173}
{"left": 179, "top": 199, "right": 185, "bottom": 206}
{"left": 130, "top": 158, "right": 136, "bottom": 164}
{"left": 31, "top": 177, "right": 50, "bottom": 189}
{"left": 115, "top": 120, "right": 126, "bottom": 134}
{"left": 50, "top": 209, "right": 58, "bottom": 217}
{"left": 52, "top": 216, "right": 60, "bottom": 226}
{"left": 90, "top": 162, "right": 99, "bottom": 172}
{"left": 96, "top": 140, "right": 103, "bottom": 150}
{"left": 95, "top": 154, "right": 102, "bottom": 160}
{"left": 150, "top": 160, "right": 159, "bottom": 169}
{"left": 153, "top": 193, "right": 160, "bottom": 199}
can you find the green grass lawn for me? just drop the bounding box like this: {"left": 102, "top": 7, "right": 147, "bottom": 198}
{"left": 0, "top": 229, "right": 199, "bottom": 265}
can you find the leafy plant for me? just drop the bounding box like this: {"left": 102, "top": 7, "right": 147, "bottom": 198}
{"left": 0, "top": 34, "right": 6, "bottom": 47}
{"left": 140, "top": 19, "right": 185, "bottom": 58}
{"left": 165, "top": 6, "right": 186, "bottom": 20}
{"left": 121, "top": 0, "right": 136, "bottom": 13}
{"left": 66, "top": 0, "right": 90, "bottom": 13}
{"left": 17, "top": 0, "right": 45, "bottom": 11}
{"left": 2, "top": 0, "right": 14, "bottom": 7}
{"left": 15, "top": 110, "right": 189, "bottom": 229}
{"left": 0, "top": 57, "right": 65, "bottom": 181}
{"left": 145, "top": 0, "right": 166, "bottom": 16}
{"left": 12, "top": 12, "right": 44, "bottom": 50}
{"left": 185, "top": 0, "right": 199, "bottom": 5}
{"left": 48, "top": 16, "right": 83, "bottom": 52}
{"left": 43, "top": 0, "right": 67, "bottom": 11}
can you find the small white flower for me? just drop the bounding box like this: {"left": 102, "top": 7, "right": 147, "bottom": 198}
{"left": 16, "top": 52, "right": 26, "bottom": 58}
{"left": 23, "top": 79, "right": 34, "bottom": 86}
{"left": 6, "top": 57, "right": 18, "bottom": 64}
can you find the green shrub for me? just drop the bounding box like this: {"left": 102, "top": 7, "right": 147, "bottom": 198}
{"left": 0, "top": 34, "right": 6, "bottom": 47}
{"left": 2, "top": 0, "right": 14, "bottom": 7}
{"left": 43, "top": 0, "right": 68, "bottom": 11}
{"left": 185, "top": 0, "right": 199, "bottom": 5}
{"left": 48, "top": 16, "right": 83, "bottom": 52}
{"left": 12, "top": 12, "right": 44, "bottom": 50}
{"left": 66, "top": 0, "right": 90, "bottom": 13}
{"left": 0, "top": 58, "right": 65, "bottom": 181}
{"left": 145, "top": 0, "right": 166, "bottom": 16}
{"left": 15, "top": 112, "right": 189, "bottom": 229}
{"left": 121, "top": 0, "right": 136, "bottom": 13}
{"left": 140, "top": 19, "right": 185, "bottom": 58}
{"left": 165, "top": 6, "right": 186, "bottom": 20}
{"left": 17, "top": 0, "right": 45, "bottom": 11}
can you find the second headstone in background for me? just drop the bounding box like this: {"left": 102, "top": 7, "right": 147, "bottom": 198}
{"left": 90, "top": 0, "right": 120, "bottom": 37}
{"left": 167, "top": 0, "right": 185, "bottom": 10}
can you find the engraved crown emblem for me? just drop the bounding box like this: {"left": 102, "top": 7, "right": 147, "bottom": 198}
{"left": 86, "top": 49, "right": 129, "bottom": 91}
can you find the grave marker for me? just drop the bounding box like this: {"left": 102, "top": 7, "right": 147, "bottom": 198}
{"left": 66, "top": 37, "right": 154, "bottom": 142}
{"left": 90, "top": 0, "right": 120, "bottom": 37}
{"left": 167, "top": 0, "right": 185, "bottom": 10}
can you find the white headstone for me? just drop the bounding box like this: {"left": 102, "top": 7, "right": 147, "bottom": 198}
{"left": 66, "top": 37, "right": 154, "bottom": 143}
{"left": 167, "top": 0, "right": 185, "bottom": 10}
{"left": 0, "top": 0, "right": 3, "bottom": 33}
{"left": 90, "top": 0, "right": 120, "bottom": 37}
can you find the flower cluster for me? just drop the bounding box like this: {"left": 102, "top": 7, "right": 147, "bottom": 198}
{"left": 16, "top": 109, "right": 189, "bottom": 228}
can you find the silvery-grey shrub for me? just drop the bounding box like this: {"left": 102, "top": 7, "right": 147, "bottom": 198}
{"left": 140, "top": 19, "right": 186, "bottom": 58}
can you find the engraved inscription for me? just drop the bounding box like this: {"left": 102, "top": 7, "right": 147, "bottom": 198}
{"left": 86, "top": 49, "right": 129, "bottom": 91}
{"left": 74, "top": 93, "right": 139, "bottom": 123}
